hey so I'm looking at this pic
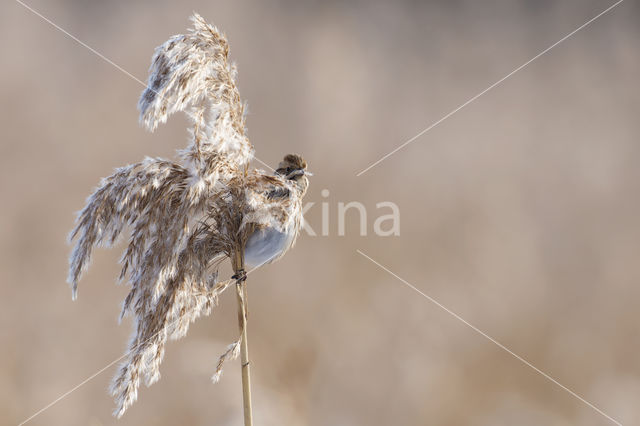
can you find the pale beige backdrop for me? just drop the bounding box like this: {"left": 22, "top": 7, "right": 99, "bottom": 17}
{"left": 1, "top": 0, "right": 639, "bottom": 425}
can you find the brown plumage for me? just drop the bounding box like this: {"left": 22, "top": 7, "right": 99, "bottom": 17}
{"left": 67, "top": 13, "right": 310, "bottom": 417}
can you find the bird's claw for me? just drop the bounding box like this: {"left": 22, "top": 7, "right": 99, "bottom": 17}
{"left": 232, "top": 269, "right": 247, "bottom": 283}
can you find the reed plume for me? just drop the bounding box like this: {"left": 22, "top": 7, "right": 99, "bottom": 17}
{"left": 67, "top": 14, "right": 312, "bottom": 420}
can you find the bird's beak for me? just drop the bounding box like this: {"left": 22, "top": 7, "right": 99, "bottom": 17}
{"left": 304, "top": 171, "right": 313, "bottom": 176}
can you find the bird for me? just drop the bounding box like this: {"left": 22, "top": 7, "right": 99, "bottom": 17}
{"left": 67, "top": 13, "right": 310, "bottom": 417}
{"left": 243, "top": 154, "right": 310, "bottom": 270}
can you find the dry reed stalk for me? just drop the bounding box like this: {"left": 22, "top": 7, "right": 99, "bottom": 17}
{"left": 68, "top": 13, "right": 309, "bottom": 421}
{"left": 232, "top": 247, "right": 253, "bottom": 426}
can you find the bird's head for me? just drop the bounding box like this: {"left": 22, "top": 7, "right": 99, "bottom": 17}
{"left": 275, "top": 154, "right": 311, "bottom": 194}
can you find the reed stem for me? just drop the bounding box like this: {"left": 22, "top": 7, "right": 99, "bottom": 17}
{"left": 233, "top": 247, "right": 253, "bottom": 426}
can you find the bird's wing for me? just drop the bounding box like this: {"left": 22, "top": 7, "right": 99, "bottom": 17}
{"left": 138, "top": 13, "right": 254, "bottom": 178}
{"left": 235, "top": 174, "right": 299, "bottom": 233}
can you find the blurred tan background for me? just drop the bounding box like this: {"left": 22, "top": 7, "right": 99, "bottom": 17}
{"left": 2, "top": 0, "right": 639, "bottom": 424}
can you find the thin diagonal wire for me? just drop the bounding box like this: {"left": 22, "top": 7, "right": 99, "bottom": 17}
{"left": 356, "top": 0, "right": 625, "bottom": 176}
{"left": 13, "top": 0, "right": 275, "bottom": 172}
{"left": 18, "top": 357, "right": 125, "bottom": 426}
{"left": 14, "top": 0, "right": 147, "bottom": 86}
{"left": 253, "top": 157, "right": 275, "bottom": 172}
{"left": 356, "top": 249, "right": 622, "bottom": 426}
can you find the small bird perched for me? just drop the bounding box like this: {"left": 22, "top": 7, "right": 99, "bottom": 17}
{"left": 243, "top": 154, "right": 310, "bottom": 270}
{"left": 67, "top": 14, "right": 310, "bottom": 417}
